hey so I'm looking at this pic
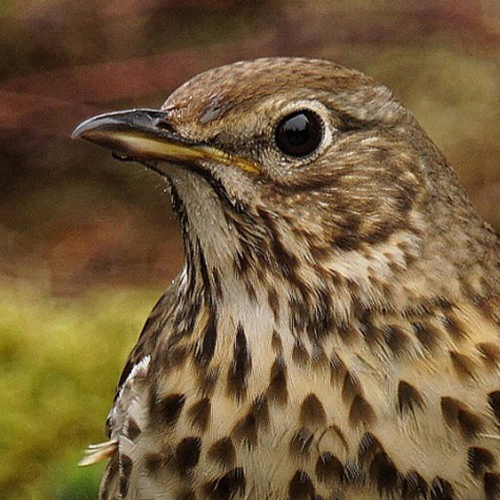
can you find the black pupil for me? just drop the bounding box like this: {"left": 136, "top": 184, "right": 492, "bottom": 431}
{"left": 275, "top": 110, "right": 323, "bottom": 158}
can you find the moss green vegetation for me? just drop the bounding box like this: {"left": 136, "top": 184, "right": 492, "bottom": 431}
{"left": 0, "top": 284, "right": 162, "bottom": 500}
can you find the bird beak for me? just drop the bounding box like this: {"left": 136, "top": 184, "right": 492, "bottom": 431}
{"left": 72, "top": 109, "right": 259, "bottom": 174}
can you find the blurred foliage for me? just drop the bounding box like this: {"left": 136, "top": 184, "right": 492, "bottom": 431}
{"left": 0, "top": 282, "right": 161, "bottom": 500}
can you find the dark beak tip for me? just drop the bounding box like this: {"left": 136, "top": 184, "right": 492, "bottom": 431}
{"left": 71, "top": 115, "right": 104, "bottom": 141}
{"left": 71, "top": 123, "right": 85, "bottom": 140}
{"left": 71, "top": 109, "right": 161, "bottom": 141}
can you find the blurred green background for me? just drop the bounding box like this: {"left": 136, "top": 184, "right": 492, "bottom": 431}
{"left": 2, "top": 0, "right": 500, "bottom": 498}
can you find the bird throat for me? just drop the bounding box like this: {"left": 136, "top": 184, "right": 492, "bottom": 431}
{"left": 163, "top": 162, "right": 475, "bottom": 359}
{"left": 165, "top": 163, "right": 431, "bottom": 367}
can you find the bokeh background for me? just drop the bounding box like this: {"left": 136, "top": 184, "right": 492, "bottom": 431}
{"left": 2, "top": 1, "right": 500, "bottom": 498}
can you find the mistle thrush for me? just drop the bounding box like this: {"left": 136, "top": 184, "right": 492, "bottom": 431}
{"left": 73, "top": 58, "right": 500, "bottom": 500}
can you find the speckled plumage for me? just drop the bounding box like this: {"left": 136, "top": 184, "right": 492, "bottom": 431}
{"left": 74, "top": 58, "right": 500, "bottom": 500}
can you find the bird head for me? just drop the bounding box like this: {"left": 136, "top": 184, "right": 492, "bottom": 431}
{"left": 73, "top": 58, "right": 490, "bottom": 318}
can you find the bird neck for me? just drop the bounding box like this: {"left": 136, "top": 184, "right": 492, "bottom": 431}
{"left": 165, "top": 165, "right": 500, "bottom": 371}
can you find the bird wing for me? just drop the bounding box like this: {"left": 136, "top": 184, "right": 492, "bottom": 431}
{"left": 106, "top": 288, "right": 175, "bottom": 439}
{"left": 80, "top": 288, "right": 176, "bottom": 499}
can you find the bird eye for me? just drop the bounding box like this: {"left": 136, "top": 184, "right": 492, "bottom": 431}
{"left": 275, "top": 110, "right": 324, "bottom": 158}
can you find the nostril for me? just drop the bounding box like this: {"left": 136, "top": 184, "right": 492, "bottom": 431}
{"left": 154, "top": 118, "right": 175, "bottom": 133}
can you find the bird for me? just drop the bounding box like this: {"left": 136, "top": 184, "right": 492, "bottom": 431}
{"left": 72, "top": 57, "right": 500, "bottom": 500}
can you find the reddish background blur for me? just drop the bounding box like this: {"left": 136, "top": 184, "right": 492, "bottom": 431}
{"left": 2, "top": 0, "right": 500, "bottom": 294}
